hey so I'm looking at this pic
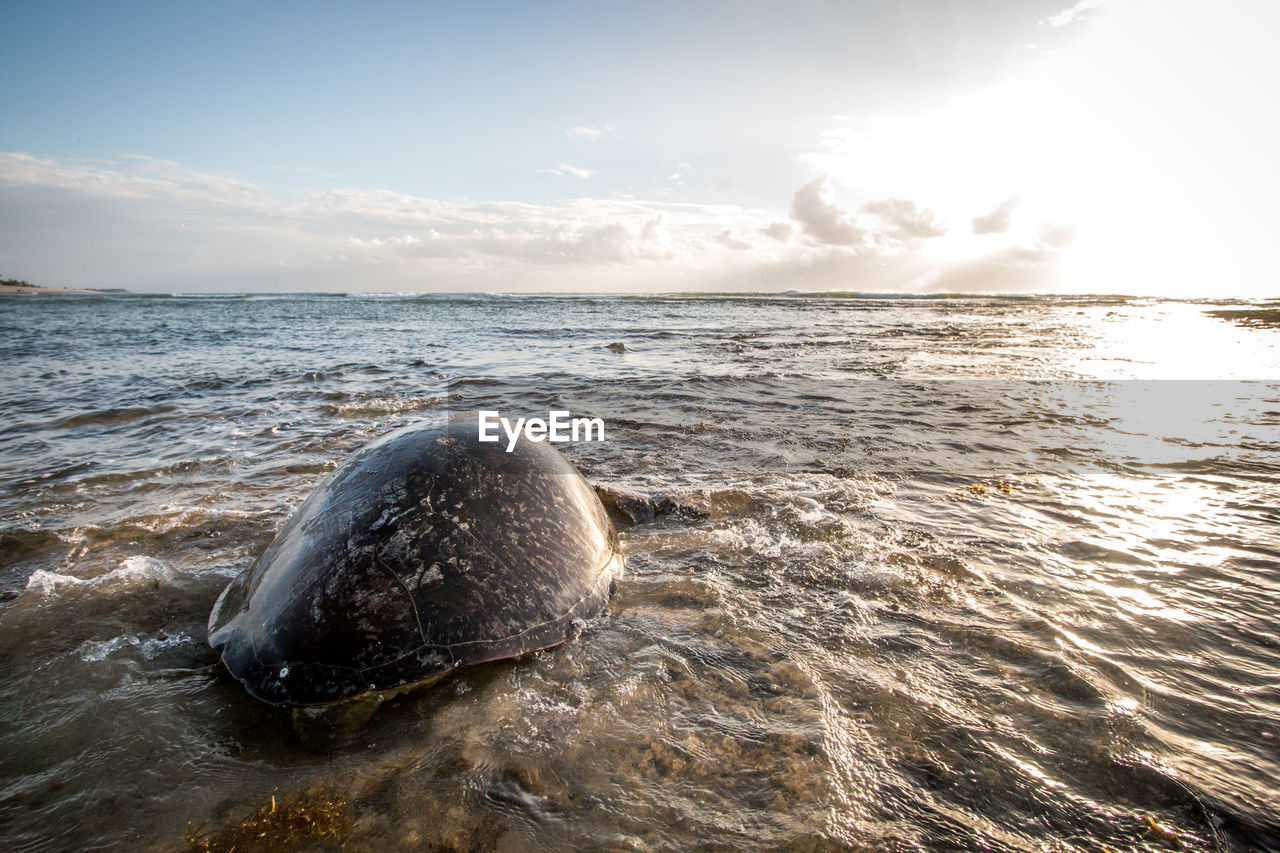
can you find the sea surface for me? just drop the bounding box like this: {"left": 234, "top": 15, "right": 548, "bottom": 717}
{"left": 1, "top": 292, "right": 1278, "bottom": 852}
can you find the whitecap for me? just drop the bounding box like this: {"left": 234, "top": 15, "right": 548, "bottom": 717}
{"left": 23, "top": 556, "right": 177, "bottom": 599}
{"left": 77, "top": 630, "right": 194, "bottom": 663}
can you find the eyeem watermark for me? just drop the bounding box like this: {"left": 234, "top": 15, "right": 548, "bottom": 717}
{"left": 478, "top": 410, "right": 605, "bottom": 452}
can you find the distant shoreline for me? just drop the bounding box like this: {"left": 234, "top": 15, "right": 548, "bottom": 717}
{"left": 0, "top": 282, "right": 128, "bottom": 295}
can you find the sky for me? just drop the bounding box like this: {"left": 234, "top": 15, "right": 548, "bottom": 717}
{"left": 1, "top": 0, "right": 1277, "bottom": 295}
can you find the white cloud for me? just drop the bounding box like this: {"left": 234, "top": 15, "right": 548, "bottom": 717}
{"left": 1037, "top": 223, "right": 1075, "bottom": 248}
{"left": 761, "top": 221, "right": 794, "bottom": 242}
{"left": 665, "top": 162, "right": 695, "bottom": 187}
{"left": 0, "top": 151, "right": 793, "bottom": 292}
{"left": 1041, "top": 0, "right": 1106, "bottom": 28}
{"left": 565, "top": 122, "right": 620, "bottom": 141}
{"left": 971, "top": 196, "right": 1019, "bottom": 235}
{"left": 0, "top": 151, "right": 1108, "bottom": 295}
{"left": 716, "top": 230, "right": 752, "bottom": 250}
{"left": 790, "top": 176, "right": 864, "bottom": 248}
{"left": 545, "top": 163, "right": 596, "bottom": 179}
{"left": 789, "top": 180, "right": 945, "bottom": 249}
{"left": 862, "top": 198, "right": 946, "bottom": 241}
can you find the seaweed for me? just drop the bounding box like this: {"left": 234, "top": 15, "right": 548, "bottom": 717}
{"left": 186, "top": 787, "right": 351, "bottom": 852}
{"left": 943, "top": 478, "right": 1016, "bottom": 502}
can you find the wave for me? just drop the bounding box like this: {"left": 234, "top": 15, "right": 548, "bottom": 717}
{"left": 316, "top": 394, "right": 446, "bottom": 418}
{"left": 77, "top": 629, "right": 196, "bottom": 663}
{"left": 52, "top": 405, "right": 175, "bottom": 430}
{"left": 23, "top": 555, "right": 178, "bottom": 599}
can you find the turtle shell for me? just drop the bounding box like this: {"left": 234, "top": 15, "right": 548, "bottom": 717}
{"left": 208, "top": 420, "right": 623, "bottom": 706}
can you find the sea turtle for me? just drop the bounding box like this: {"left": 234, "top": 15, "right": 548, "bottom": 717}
{"left": 207, "top": 419, "right": 624, "bottom": 709}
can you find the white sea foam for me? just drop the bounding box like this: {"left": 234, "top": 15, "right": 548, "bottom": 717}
{"left": 78, "top": 631, "right": 193, "bottom": 663}
{"left": 24, "top": 555, "right": 177, "bottom": 599}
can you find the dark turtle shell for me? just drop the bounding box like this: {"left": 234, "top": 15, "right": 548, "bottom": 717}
{"left": 207, "top": 420, "right": 623, "bottom": 706}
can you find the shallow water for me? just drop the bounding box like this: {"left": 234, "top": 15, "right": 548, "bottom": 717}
{"left": 1, "top": 292, "right": 1278, "bottom": 851}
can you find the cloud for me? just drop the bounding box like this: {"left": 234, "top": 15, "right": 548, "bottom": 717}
{"left": 789, "top": 176, "right": 864, "bottom": 248}
{"left": 716, "top": 230, "right": 752, "bottom": 250}
{"left": 789, "top": 180, "right": 943, "bottom": 250}
{"left": 545, "top": 163, "right": 595, "bottom": 179}
{"left": 453, "top": 215, "right": 675, "bottom": 265}
{"left": 667, "top": 162, "right": 695, "bottom": 184}
{"left": 928, "top": 247, "right": 1058, "bottom": 293}
{"left": 1041, "top": 0, "right": 1106, "bottom": 28}
{"left": 761, "top": 221, "right": 794, "bottom": 242}
{"left": 1037, "top": 222, "right": 1075, "bottom": 247}
{"left": 928, "top": 223, "right": 1075, "bottom": 292}
{"left": 565, "top": 122, "right": 619, "bottom": 141}
{"left": 0, "top": 151, "right": 1100, "bottom": 296}
{"left": 0, "top": 151, "right": 796, "bottom": 292}
{"left": 971, "top": 196, "right": 1020, "bottom": 234}
{"left": 658, "top": 161, "right": 697, "bottom": 194}
{"left": 0, "top": 151, "right": 1098, "bottom": 296}
{"left": 862, "top": 198, "right": 946, "bottom": 240}
{"left": 703, "top": 247, "right": 936, "bottom": 295}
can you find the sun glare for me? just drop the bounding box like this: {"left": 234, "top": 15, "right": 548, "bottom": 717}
{"left": 1072, "top": 302, "right": 1280, "bottom": 378}
{"left": 811, "top": 0, "right": 1279, "bottom": 297}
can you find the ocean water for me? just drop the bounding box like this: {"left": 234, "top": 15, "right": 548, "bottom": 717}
{"left": 1, "top": 292, "right": 1278, "bottom": 852}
